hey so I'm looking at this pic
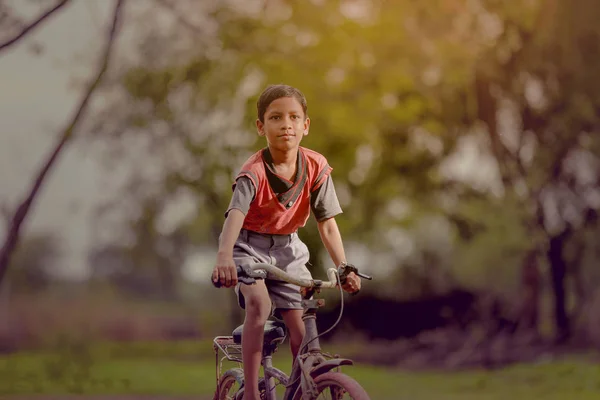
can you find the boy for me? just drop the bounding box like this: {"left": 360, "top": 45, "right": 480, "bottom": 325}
{"left": 212, "top": 84, "right": 360, "bottom": 400}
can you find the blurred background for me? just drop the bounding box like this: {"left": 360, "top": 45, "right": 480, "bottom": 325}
{"left": 1, "top": 0, "right": 599, "bottom": 398}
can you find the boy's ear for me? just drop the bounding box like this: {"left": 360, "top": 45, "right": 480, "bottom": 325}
{"left": 303, "top": 117, "right": 311, "bottom": 136}
{"left": 256, "top": 119, "right": 265, "bottom": 136}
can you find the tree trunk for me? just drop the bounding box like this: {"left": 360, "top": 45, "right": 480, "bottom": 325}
{"left": 520, "top": 248, "right": 541, "bottom": 332}
{"left": 547, "top": 228, "right": 571, "bottom": 343}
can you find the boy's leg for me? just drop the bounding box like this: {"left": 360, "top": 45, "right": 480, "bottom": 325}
{"left": 239, "top": 279, "right": 272, "bottom": 400}
{"left": 279, "top": 309, "right": 305, "bottom": 360}
{"left": 267, "top": 232, "right": 312, "bottom": 363}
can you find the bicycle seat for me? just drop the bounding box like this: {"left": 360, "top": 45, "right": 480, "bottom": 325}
{"left": 232, "top": 320, "right": 286, "bottom": 345}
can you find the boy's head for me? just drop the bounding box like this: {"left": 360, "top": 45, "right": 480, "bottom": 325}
{"left": 256, "top": 84, "right": 308, "bottom": 123}
{"left": 255, "top": 84, "right": 311, "bottom": 150}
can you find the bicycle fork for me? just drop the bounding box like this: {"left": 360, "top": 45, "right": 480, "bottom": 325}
{"left": 282, "top": 299, "right": 325, "bottom": 399}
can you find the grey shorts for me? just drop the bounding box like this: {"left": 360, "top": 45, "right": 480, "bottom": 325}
{"left": 232, "top": 229, "right": 312, "bottom": 311}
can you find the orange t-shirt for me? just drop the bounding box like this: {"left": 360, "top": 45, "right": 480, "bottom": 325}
{"left": 235, "top": 147, "right": 332, "bottom": 234}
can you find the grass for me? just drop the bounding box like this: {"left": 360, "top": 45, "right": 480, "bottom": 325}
{"left": 359, "top": 360, "right": 600, "bottom": 400}
{"left": 0, "top": 340, "right": 599, "bottom": 399}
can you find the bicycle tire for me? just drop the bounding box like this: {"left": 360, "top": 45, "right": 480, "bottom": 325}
{"left": 292, "top": 371, "right": 370, "bottom": 399}
{"left": 213, "top": 368, "right": 268, "bottom": 400}
{"left": 214, "top": 368, "right": 243, "bottom": 400}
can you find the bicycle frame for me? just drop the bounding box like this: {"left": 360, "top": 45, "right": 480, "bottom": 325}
{"left": 262, "top": 298, "right": 353, "bottom": 400}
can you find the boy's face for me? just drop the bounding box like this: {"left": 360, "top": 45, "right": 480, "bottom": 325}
{"left": 256, "top": 96, "right": 310, "bottom": 152}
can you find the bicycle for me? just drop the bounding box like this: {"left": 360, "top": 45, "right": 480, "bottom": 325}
{"left": 211, "top": 262, "right": 373, "bottom": 400}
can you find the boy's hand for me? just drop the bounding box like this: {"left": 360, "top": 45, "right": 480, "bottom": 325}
{"left": 212, "top": 255, "right": 238, "bottom": 288}
{"left": 341, "top": 271, "right": 361, "bottom": 294}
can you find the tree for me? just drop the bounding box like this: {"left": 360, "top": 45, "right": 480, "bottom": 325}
{"left": 0, "top": 0, "right": 125, "bottom": 286}
{"left": 468, "top": 0, "right": 600, "bottom": 341}
{"left": 84, "top": 0, "right": 511, "bottom": 278}
{"left": 85, "top": 0, "right": 599, "bottom": 344}
{"left": 85, "top": 0, "right": 468, "bottom": 258}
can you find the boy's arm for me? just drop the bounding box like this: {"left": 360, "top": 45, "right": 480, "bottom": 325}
{"left": 311, "top": 175, "right": 360, "bottom": 293}
{"left": 213, "top": 209, "right": 246, "bottom": 287}
{"left": 317, "top": 217, "right": 346, "bottom": 268}
{"left": 212, "top": 177, "right": 254, "bottom": 287}
{"left": 317, "top": 217, "right": 361, "bottom": 293}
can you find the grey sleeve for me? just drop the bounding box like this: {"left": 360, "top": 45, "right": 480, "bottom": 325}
{"left": 311, "top": 175, "right": 343, "bottom": 222}
{"left": 225, "top": 176, "right": 256, "bottom": 217}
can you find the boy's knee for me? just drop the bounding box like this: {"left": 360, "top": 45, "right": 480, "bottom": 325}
{"left": 246, "top": 296, "right": 271, "bottom": 316}
{"left": 242, "top": 286, "right": 271, "bottom": 322}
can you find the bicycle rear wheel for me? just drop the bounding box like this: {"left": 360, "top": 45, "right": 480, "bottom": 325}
{"left": 214, "top": 368, "right": 243, "bottom": 400}
{"left": 292, "top": 371, "right": 370, "bottom": 400}
{"left": 213, "top": 368, "right": 268, "bottom": 400}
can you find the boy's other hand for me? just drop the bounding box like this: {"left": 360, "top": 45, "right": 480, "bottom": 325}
{"left": 212, "top": 256, "right": 238, "bottom": 288}
{"left": 341, "top": 271, "right": 361, "bottom": 294}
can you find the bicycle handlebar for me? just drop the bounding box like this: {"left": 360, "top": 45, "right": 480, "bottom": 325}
{"left": 212, "top": 262, "right": 372, "bottom": 289}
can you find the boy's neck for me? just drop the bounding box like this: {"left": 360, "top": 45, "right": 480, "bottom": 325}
{"left": 267, "top": 146, "right": 298, "bottom": 167}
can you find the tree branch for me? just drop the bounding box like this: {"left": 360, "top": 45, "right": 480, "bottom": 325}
{"left": 0, "top": 0, "right": 71, "bottom": 53}
{"left": 0, "top": 0, "right": 126, "bottom": 285}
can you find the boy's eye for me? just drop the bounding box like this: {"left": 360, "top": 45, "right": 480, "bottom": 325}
{"left": 270, "top": 115, "right": 280, "bottom": 120}
{"left": 291, "top": 115, "right": 299, "bottom": 120}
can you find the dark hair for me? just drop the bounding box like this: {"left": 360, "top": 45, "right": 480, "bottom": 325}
{"left": 256, "top": 84, "right": 308, "bottom": 123}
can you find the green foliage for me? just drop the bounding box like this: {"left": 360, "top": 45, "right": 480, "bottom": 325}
{"left": 85, "top": 0, "right": 600, "bottom": 314}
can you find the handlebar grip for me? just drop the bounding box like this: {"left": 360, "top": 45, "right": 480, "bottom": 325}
{"left": 211, "top": 265, "right": 245, "bottom": 288}
{"left": 238, "top": 275, "right": 256, "bottom": 285}
{"left": 212, "top": 265, "right": 267, "bottom": 288}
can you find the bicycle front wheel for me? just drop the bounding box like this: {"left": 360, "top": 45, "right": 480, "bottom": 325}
{"left": 292, "top": 371, "right": 370, "bottom": 400}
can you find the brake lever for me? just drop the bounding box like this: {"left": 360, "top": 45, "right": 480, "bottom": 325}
{"left": 357, "top": 271, "right": 373, "bottom": 280}
{"left": 338, "top": 263, "right": 372, "bottom": 282}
